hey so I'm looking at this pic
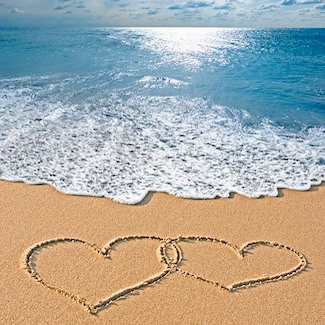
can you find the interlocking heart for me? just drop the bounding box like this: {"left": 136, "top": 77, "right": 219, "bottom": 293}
{"left": 22, "top": 235, "right": 307, "bottom": 314}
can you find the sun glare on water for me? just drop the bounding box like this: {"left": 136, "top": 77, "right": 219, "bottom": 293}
{"left": 113, "top": 27, "right": 248, "bottom": 68}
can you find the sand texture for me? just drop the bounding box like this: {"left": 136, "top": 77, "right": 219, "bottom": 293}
{"left": 0, "top": 181, "right": 324, "bottom": 324}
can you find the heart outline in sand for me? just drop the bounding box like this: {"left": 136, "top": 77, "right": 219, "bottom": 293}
{"left": 23, "top": 235, "right": 307, "bottom": 314}
{"left": 22, "top": 236, "right": 178, "bottom": 314}
{"left": 161, "top": 236, "right": 307, "bottom": 292}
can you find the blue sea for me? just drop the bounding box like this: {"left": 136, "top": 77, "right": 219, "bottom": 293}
{"left": 0, "top": 27, "right": 324, "bottom": 203}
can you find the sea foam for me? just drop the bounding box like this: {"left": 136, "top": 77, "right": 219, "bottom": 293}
{"left": 0, "top": 77, "right": 324, "bottom": 204}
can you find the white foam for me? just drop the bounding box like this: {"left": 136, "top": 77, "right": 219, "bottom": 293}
{"left": 138, "top": 76, "right": 188, "bottom": 88}
{"left": 0, "top": 82, "right": 324, "bottom": 204}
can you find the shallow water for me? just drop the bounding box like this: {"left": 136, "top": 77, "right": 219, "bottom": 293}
{"left": 0, "top": 27, "right": 324, "bottom": 203}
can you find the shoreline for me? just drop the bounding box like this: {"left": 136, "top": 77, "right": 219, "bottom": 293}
{"left": 1, "top": 180, "right": 324, "bottom": 324}
{"left": 0, "top": 179, "right": 324, "bottom": 206}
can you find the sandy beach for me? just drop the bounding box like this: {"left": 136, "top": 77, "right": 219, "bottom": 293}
{"left": 0, "top": 180, "right": 324, "bottom": 324}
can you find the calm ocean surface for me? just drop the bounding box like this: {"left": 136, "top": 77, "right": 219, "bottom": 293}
{"left": 0, "top": 27, "right": 324, "bottom": 203}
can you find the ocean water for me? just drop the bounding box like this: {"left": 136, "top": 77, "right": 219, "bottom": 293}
{"left": 0, "top": 27, "right": 324, "bottom": 204}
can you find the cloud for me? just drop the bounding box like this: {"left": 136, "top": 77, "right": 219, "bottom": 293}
{"left": 167, "top": 5, "right": 182, "bottom": 10}
{"left": 258, "top": 3, "right": 280, "bottom": 10}
{"left": 280, "top": 0, "right": 297, "bottom": 5}
{"left": 147, "top": 9, "right": 159, "bottom": 15}
{"left": 54, "top": 5, "right": 70, "bottom": 10}
{"left": 296, "top": 8, "right": 310, "bottom": 14}
{"left": 298, "top": 0, "right": 323, "bottom": 3}
{"left": 8, "top": 7, "right": 24, "bottom": 13}
{"left": 213, "top": 4, "right": 232, "bottom": 10}
{"left": 314, "top": 3, "right": 325, "bottom": 9}
{"left": 184, "top": 1, "right": 214, "bottom": 8}
{"left": 167, "top": 1, "right": 214, "bottom": 11}
{"left": 213, "top": 0, "right": 238, "bottom": 11}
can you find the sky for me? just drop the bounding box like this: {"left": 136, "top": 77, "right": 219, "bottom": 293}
{"left": 0, "top": 0, "right": 324, "bottom": 28}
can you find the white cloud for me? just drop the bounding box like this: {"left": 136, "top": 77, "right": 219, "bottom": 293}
{"left": 314, "top": 3, "right": 325, "bottom": 9}
{"left": 0, "top": 0, "right": 324, "bottom": 27}
{"left": 9, "top": 7, "right": 24, "bottom": 13}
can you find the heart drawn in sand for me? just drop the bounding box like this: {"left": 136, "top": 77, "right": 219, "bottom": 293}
{"left": 22, "top": 235, "right": 307, "bottom": 314}
{"left": 22, "top": 236, "right": 178, "bottom": 314}
{"left": 161, "top": 236, "right": 308, "bottom": 292}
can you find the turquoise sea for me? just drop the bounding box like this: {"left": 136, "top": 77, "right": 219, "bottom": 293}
{"left": 0, "top": 27, "right": 324, "bottom": 203}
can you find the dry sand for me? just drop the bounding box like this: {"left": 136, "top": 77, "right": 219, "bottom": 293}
{"left": 0, "top": 180, "right": 324, "bottom": 324}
